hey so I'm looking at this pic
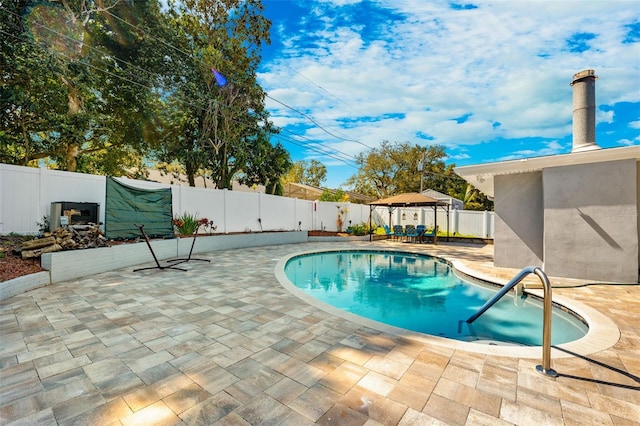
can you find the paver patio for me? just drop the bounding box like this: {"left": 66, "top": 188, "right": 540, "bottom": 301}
{"left": 1, "top": 240, "right": 638, "bottom": 425}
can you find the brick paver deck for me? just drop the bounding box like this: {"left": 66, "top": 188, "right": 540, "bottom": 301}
{"left": 1, "top": 241, "right": 638, "bottom": 425}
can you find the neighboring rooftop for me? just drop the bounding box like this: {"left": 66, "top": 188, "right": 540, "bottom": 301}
{"left": 283, "top": 182, "right": 376, "bottom": 204}
{"left": 421, "top": 189, "right": 463, "bottom": 209}
{"left": 138, "top": 169, "right": 265, "bottom": 192}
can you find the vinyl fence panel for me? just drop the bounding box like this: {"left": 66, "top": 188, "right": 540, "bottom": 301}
{"left": 1, "top": 164, "right": 42, "bottom": 234}
{"left": 259, "top": 192, "right": 298, "bottom": 231}
{"left": 1, "top": 164, "right": 493, "bottom": 237}
{"left": 0, "top": 165, "right": 105, "bottom": 234}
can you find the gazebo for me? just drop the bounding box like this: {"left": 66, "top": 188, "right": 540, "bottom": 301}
{"left": 368, "top": 192, "right": 450, "bottom": 242}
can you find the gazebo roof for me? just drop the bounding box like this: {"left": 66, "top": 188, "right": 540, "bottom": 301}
{"left": 369, "top": 192, "right": 449, "bottom": 207}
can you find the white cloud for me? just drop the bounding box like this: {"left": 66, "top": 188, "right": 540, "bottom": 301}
{"left": 492, "top": 140, "right": 567, "bottom": 161}
{"left": 448, "top": 153, "right": 471, "bottom": 161}
{"left": 598, "top": 109, "right": 615, "bottom": 124}
{"left": 619, "top": 139, "right": 639, "bottom": 146}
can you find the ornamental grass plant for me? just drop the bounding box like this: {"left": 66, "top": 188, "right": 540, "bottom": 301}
{"left": 173, "top": 212, "right": 201, "bottom": 236}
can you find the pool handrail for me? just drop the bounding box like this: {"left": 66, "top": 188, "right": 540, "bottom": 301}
{"left": 466, "top": 266, "right": 557, "bottom": 378}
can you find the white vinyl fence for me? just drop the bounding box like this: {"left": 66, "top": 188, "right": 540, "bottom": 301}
{"left": 0, "top": 164, "right": 494, "bottom": 238}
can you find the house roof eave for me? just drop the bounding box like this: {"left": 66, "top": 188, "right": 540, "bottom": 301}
{"left": 454, "top": 145, "right": 640, "bottom": 198}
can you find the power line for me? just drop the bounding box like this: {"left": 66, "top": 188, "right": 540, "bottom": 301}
{"left": 100, "top": 7, "right": 371, "bottom": 149}
{"left": 2, "top": 4, "right": 367, "bottom": 160}
{"left": 0, "top": 8, "right": 360, "bottom": 165}
{"left": 265, "top": 94, "right": 371, "bottom": 148}
{"left": 265, "top": 66, "right": 373, "bottom": 147}
{"left": 278, "top": 128, "right": 357, "bottom": 161}
{"left": 275, "top": 135, "right": 358, "bottom": 169}
{"left": 275, "top": 129, "right": 358, "bottom": 167}
{"left": 4, "top": 5, "right": 468, "bottom": 186}
{"left": 295, "top": 71, "right": 368, "bottom": 118}
{"left": 1, "top": 23, "right": 361, "bottom": 170}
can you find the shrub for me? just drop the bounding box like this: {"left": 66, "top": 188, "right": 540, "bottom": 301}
{"left": 36, "top": 215, "right": 50, "bottom": 235}
{"left": 173, "top": 212, "right": 206, "bottom": 235}
{"left": 347, "top": 222, "right": 372, "bottom": 236}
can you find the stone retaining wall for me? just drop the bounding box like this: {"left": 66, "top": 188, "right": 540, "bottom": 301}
{"left": 1, "top": 232, "right": 307, "bottom": 300}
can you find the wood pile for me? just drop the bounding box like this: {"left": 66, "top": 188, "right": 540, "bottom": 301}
{"left": 21, "top": 224, "right": 110, "bottom": 258}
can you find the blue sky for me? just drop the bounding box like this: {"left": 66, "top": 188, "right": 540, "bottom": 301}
{"left": 257, "top": 0, "right": 640, "bottom": 188}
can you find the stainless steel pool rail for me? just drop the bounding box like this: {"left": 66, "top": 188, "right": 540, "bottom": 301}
{"left": 466, "top": 266, "right": 558, "bottom": 378}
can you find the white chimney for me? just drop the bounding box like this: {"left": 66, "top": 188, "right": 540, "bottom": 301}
{"left": 570, "top": 69, "right": 601, "bottom": 153}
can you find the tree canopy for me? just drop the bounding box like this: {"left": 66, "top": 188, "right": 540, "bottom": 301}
{"left": 1, "top": 0, "right": 291, "bottom": 190}
{"left": 346, "top": 141, "right": 450, "bottom": 198}
{"left": 1, "top": 1, "right": 167, "bottom": 173}
{"left": 345, "top": 140, "right": 492, "bottom": 210}
{"left": 282, "top": 159, "right": 327, "bottom": 187}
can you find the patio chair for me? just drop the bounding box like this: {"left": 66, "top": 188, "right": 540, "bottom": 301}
{"left": 422, "top": 226, "right": 438, "bottom": 244}
{"left": 393, "top": 225, "right": 404, "bottom": 241}
{"left": 383, "top": 224, "right": 394, "bottom": 240}
{"left": 404, "top": 224, "right": 418, "bottom": 242}
{"left": 416, "top": 225, "right": 426, "bottom": 243}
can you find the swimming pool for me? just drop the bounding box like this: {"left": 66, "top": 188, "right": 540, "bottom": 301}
{"left": 283, "top": 250, "right": 588, "bottom": 346}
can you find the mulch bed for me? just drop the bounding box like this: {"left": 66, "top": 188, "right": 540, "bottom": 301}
{"left": 308, "top": 231, "right": 350, "bottom": 237}
{"left": 1, "top": 230, "right": 357, "bottom": 282}
{"left": 1, "top": 235, "right": 45, "bottom": 282}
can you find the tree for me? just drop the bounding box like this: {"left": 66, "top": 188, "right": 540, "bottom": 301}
{"left": 346, "top": 141, "right": 451, "bottom": 199}
{"left": 282, "top": 159, "right": 327, "bottom": 187}
{"left": 450, "top": 182, "right": 494, "bottom": 211}
{"left": 2, "top": 0, "right": 285, "bottom": 187}
{"left": 159, "top": 0, "right": 276, "bottom": 189}
{"left": 319, "top": 189, "right": 348, "bottom": 202}
{"left": 239, "top": 141, "right": 292, "bottom": 195}
{"left": 1, "top": 0, "right": 68, "bottom": 166}
{"left": 1, "top": 0, "right": 168, "bottom": 175}
{"left": 282, "top": 161, "right": 304, "bottom": 185}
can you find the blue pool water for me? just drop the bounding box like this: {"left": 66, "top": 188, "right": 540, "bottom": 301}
{"left": 284, "top": 251, "right": 588, "bottom": 346}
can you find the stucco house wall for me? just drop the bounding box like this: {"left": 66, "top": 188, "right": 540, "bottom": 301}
{"left": 457, "top": 146, "right": 640, "bottom": 283}
{"left": 494, "top": 172, "right": 544, "bottom": 269}
{"left": 542, "top": 159, "right": 638, "bottom": 282}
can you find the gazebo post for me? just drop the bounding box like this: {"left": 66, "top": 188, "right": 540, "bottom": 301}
{"left": 443, "top": 204, "right": 450, "bottom": 242}
{"left": 369, "top": 205, "right": 373, "bottom": 242}
{"left": 434, "top": 205, "right": 438, "bottom": 245}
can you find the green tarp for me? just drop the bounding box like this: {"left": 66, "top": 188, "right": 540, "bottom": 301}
{"left": 105, "top": 177, "right": 174, "bottom": 239}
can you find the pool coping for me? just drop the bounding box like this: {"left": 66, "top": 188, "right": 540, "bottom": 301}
{"left": 274, "top": 247, "right": 621, "bottom": 359}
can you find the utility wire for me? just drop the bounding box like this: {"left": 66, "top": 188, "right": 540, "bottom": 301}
{"left": 278, "top": 128, "right": 357, "bottom": 161}
{"left": 1, "top": 4, "right": 366, "bottom": 161}
{"left": 274, "top": 134, "right": 358, "bottom": 169}
{"left": 101, "top": 7, "right": 371, "bottom": 148}
{"left": 295, "top": 70, "right": 368, "bottom": 118}
{"left": 275, "top": 129, "right": 358, "bottom": 167}
{"left": 0, "top": 10, "right": 360, "bottom": 166}
{"left": 272, "top": 67, "right": 374, "bottom": 146}
{"left": 0, "top": 26, "right": 356, "bottom": 167}
{"left": 265, "top": 94, "right": 371, "bottom": 148}
{"left": 4, "top": 5, "right": 467, "bottom": 185}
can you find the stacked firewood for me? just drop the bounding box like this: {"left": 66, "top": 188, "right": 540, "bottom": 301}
{"left": 21, "top": 224, "right": 110, "bottom": 258}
